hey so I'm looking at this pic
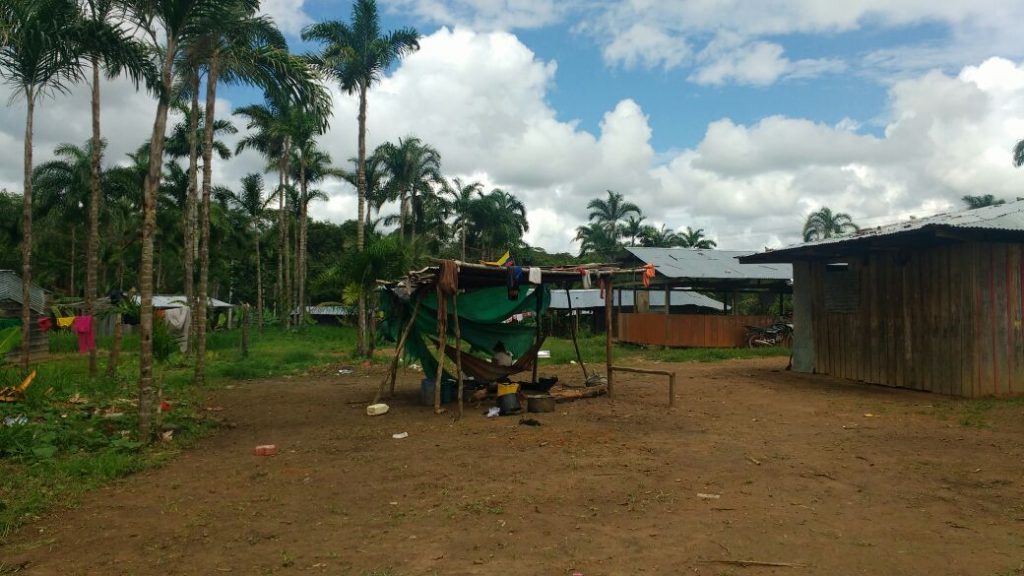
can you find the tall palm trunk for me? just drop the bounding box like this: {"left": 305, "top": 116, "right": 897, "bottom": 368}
{"left": 279, "top": 149, "right": 291, "bottom": 328}
{"left": 276, "top": 168, "right": 284, "bottom": 322}
{"left": 139, "top": 39, "right": 177, "bottom": 440}
{"left": 461, "top": 225, "right": 467, "bottom": 261}
{"left": 69, "top": 227, "right": 76, "bottom": 295}
{"left": 297, "top": 158, "right": 307, "bottom": 328}
{"left": 196, "top": 55, "right": 219, "bottom": 386}
{"left": 19, "top": 89, "right": 35, "bottom": 371}
{"left": 86, "top": 58, "right": 102, "bottom": 378}
{"left": 184, "top": 72, "right": 200, "bottom": 356}
{"left": 399, "top": 187, "right": 406, "bottom": 240}
{"left": 356, "top": 83, "right": 368, "bottom": 355}
{"left": 255, "top": 223, "right": 263, "bottom": 332}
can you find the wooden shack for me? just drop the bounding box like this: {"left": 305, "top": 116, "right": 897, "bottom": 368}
{"left": 0, "top": 269, "right": 49, "bottom": 362}
{"left": 619, "top": 248, "right": 792, "bottom": 348}
{"left": 741, "top": 201, "right": 1024, "bottom": 397}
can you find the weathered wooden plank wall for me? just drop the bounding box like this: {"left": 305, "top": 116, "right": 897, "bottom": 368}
{"left": 618, "top": 313, "right": 774, "bottom": 348}
{"left": 808, "top": 242, "right": 1024, "bottom": 397}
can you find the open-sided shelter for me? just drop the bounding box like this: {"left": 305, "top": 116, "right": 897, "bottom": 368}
{"left": 619, "top": 248, "right": 792, "bottom": 347}
{"left": 376, "top": 260, "right": 661, "bottom": 414}
{"left": 741, "top": 200, "right": 1024, "bottom": 397}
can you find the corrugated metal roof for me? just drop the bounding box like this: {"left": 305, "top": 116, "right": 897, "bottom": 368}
{"left": 549, "top": 288, "right": 726, "bottom": 310}
{"left": 306, "top": 305, "right": 351, "bottom": 316}
{"left": 742, "top": 199, "right": 1024, "bottom": 263}
{"left": 0, "top": 270, "right": 46, "bottom": 313}
{"left": 132, "top": 295, "right": 235, "bottom": 309}
{"left": 626, "top": 247, "right": 792, "bottom": 281}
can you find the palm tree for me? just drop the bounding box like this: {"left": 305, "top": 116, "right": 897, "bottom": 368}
{"left": 303, "top": 0, "right": 420, "bottom": 356}
{"left": 802, "top": 207, "right": 859, "bottom": 242}
{"left": 1013, "top": 139, "right": 1024, "bottom": 170}
{"left": 678, "top": 226, "right": 717, "bottom": 249}
{"left": 443, "top": 178, "right": 484, "bottom": 260}
{"left": 477, "top": 188, "right": 528, "bottom": 260}
{"left": 961, "top": 194, "right": 1005, "bottom": 210}
{"left": 289, "top": 144, "right": 339, "bottom": 322}
{"left": 376, "top": 136, "right": 442, "bottom": 241}
{"left": 32, "top": 140, "right": 104, "bottom": 296}
{"left": 587, "top": 190, "right": 641, "bottom": 241}
{"left": 126, "top": 0, "right": 242, "bottom": 440}
{"left": 639, "top": 224, "right": 682, "bottom": 248}
{"left": 220, "top": 173, "right": 269, "bottom": 331}
{"left": 81, "top": 0, "right": 152, "bottom": 377}
{"left": 618, "top": 215, "right": 646, "bottom": 247}
{"left": 575, "top": 222, "right": 620, "bottom": 261}
{"left": 193, "top": 5, "right": 327, "bottom": 384}
{"left": 235, "top": 93, "right": 298, "bottom": 327}
{"left": 2, "top": 0, "right": 93, "bottom": 369}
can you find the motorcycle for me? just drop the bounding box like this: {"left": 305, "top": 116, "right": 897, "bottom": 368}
{"left": 744, "top": 320, "right": 793, "bottom": 348}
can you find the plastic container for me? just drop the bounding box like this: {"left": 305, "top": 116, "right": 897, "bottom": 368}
{"left": 496, "top": 382, "right": 520, "bottom": 397}
{"left": 420, "top": 378, "right": 457, "bottom": 406}
{"left": 498, "top": 393, "right": 522, "bottom": 415}
{"left": 527, "top": 394, "right": 556, "bottom": 413}
{"left": 366, "top": 403, "right": 389, "bottom": 416}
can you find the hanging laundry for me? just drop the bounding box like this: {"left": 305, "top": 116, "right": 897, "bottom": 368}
{"left": 163, "top": 307, "right": 191, "bottom": 352}
{"left": 37, "top": 316, "right": 52, "bottom": 333}
{"left": 507, "top": 266, "right": 523, "bottom": 300}
{"left": 642, "top": 263, "right": 656, "bottom": 288}
{"left": 527, "top": 267, "right": 542, "bottom": 284}
{"left": 56, "top": 316, "right": 74, "bottom": 329}
{"left": 71, "top": 315, "right": 95, "bottom": 353}
{"left": 581, "top": 269, "right": 592, "bottom": 289}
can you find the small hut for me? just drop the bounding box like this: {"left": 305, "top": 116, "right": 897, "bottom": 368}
{"left": 0, "top": 270, "right": 49, "bottom": 362}
{"left": 740, "top": 200, "right": 1024, "bottom": 397}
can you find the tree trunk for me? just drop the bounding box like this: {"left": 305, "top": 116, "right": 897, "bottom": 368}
{"left": 106, "top": 310, "right": 122, "bottom": 377}
{"left": 461, "top": 226, "right": 466, "bottom": 261}
{"left": 196, "top": 55, "right": 219, "bottom": 386}
{"left": 70, "top": 227, "right": 76, "bottom": 296}
{"left": 19, "top": 89, "right": 35, "bottom": 371}
{"left": 297, "top": 157, "right": 307, "bottom": 328}
{"left": 184, "top": 72, "right": 200, "bottom": 357}
{"left": 139, "top": 38, "right": 177, "bottom": 441}
{"left": 276, "top": 169, "right": 284, "bottom": 325}
{"left": 255, "top": 224, "right": 263, "bottom": 332}
{"left": 399, "top": 187, "right": 406, "bottom": 241}
{"left": 279, "top": 150, "right": 291, "bottom": 328}
{"left": 86, "top": 58, "right": 102, "bottom": 378}
{"left": 356, "top": 83, "right": 368, "bottom": 355}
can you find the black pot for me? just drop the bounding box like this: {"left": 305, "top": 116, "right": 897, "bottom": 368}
{"left": 497, "top": 393, "right": 521, "bottom": 415}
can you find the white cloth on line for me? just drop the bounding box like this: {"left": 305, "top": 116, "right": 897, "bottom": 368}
{"left": 528, "top": 267, "right": 542, "bottom": 284}
{"left": 163, "top": 307, "right": 191, "bottom": 352}
{"left": 581, "top": 270, "right": 592, "bottom": 289}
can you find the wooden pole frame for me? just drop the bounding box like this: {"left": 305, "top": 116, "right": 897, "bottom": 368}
{"left": 453, "top": 289, "right": 464, "bottom": 419}
{"left": 605, "top": 277, "right": 614, "bottom": 397}
{"left": 609, "top": 365, "right": 677, "bottom": 406}
{"left": 433, "top": 283, "right": 448, "bottom": 413}
{"left": 373, "top": 294, "right": 422, "bottom": 404}
{"left": 565, "top": 286, "right": 589, "bottom": 380}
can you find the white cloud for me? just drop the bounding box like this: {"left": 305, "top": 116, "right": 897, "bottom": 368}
{"left": 381, "top": 0, "right": 572, "bottom": 30}
{"left": 259, "top": 0, "right": 312, "bottom": 35}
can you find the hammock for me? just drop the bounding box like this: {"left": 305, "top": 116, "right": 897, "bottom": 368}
{"left": 432, "top": 335, "right": 547, "bottom": 382}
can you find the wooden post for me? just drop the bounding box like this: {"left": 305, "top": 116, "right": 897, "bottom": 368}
{"left": 240, "top": 303, "right": 249, "bottom": 358}
{"left": 373, "top": 295, "right": 422, "bottom": 403}
{"left": 530, "top": 287, "right": 542, "bottom": 386}
{"left": 453, "top": 290, "right": 464, "bottom": 419}
{"left": 605, "top": 277, "right": 614, "bottom": 397}
{"left": 669, "top": 372, "right": 676, "bottom": 407}
{"left": 663, "top": 282, "right": 671, "bottom": 350}
{"left": 610, "top": 365, "right": 676, "bottom": 406}
{"left": 433, "top": 284, "right": 448, "bottom": 413}
{"left": 565, "top": 286, "right": 588, "bottom": 380}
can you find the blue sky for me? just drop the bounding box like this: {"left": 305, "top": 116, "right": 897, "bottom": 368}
{"left": 3, "top": 0, "right": 1024, "bottom": 253}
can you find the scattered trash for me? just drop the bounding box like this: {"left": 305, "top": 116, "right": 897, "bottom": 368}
{"left": 3, "top": 415, "right": 27, "bottom": 426}
{"left": 864, "top": 413, "right": 875, "bottom": 417}
{"left": 254, "top": 444, "right": 278, "bottom": 456}
{"left": 747, "top": 456, "right": 762, "bottom": 465}
{"left": 519, "top": 418, "right": 542, "bottom": 427}
{"left": 392, "top": 432, "right": 409, "bottom": 439}
{"left": 361, "top": 360, "right": 371, "bottom": 369}
{"left": 536, "top": 350, "right": 551, "bottom": 359}
{"left": 570, "top": 360, "right": 577, "bottom": 365}
{"left": 409, "top": 363, "right": 422, "bottom": 372}
{"left": 0, "top": 370, "right": 36, "bottom": 402}
{"left": 697, "top": 493, "right": 721, "bottom": 500}
{"left": 68, "top": 393, "right": 88, "bottom": 405}
{"left": 338, "top": 369, "right": 353, "bottom": 375}
{"left": 366, "top": 403, "right": 390, "bottom": 416}
{"left": 160, "top": 430, "right": 174, "bottom": 442}
{"left": 486, "top": 406, "right": 501, "bottom": 418}
{"left": 159, "top": 400, "right": 173, "bottom": 412}
{"left": 205, "top": 406, "right": 225, "bottom": 412}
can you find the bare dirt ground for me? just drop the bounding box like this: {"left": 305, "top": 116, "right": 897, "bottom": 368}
{"left": 3, "top": 357, "right": 1024, "bottom": 576}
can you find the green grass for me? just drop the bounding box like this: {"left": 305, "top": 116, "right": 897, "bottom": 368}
{"left": 543, "top": 334, "right": 790, "bottom": 365}
{"left": 0, "top": 323, "right": 359, "bottom": 541}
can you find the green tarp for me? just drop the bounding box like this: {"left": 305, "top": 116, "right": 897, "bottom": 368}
{"left": 380, "top": 285, "right": 550, "bottom": 378}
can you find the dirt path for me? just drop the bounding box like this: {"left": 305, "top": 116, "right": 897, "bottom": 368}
{"left": 3, "top": 358, "right": 1024, "bottom": 575}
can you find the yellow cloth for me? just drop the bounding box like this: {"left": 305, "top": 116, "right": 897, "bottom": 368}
{"left": 56, "top": 316, "right": 74, "bottom": 328}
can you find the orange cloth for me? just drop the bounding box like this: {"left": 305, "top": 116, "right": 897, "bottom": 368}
{"left": 642, "top": 263, "right": 656, "bottom": 288}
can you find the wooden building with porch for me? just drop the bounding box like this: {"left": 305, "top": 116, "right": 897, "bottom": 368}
{"left": 618, "top": 248, "right": 792, "bottom": 348}
{"left": 740, "top": 200, "right": 1024, "bottom": 397}
{"left": 0, "top": 269, "right": 49, "bottom": 362}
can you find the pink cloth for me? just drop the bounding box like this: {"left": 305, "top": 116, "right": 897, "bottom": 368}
{"left": 72, "top": 315, "right": 95, "bottom": 353}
